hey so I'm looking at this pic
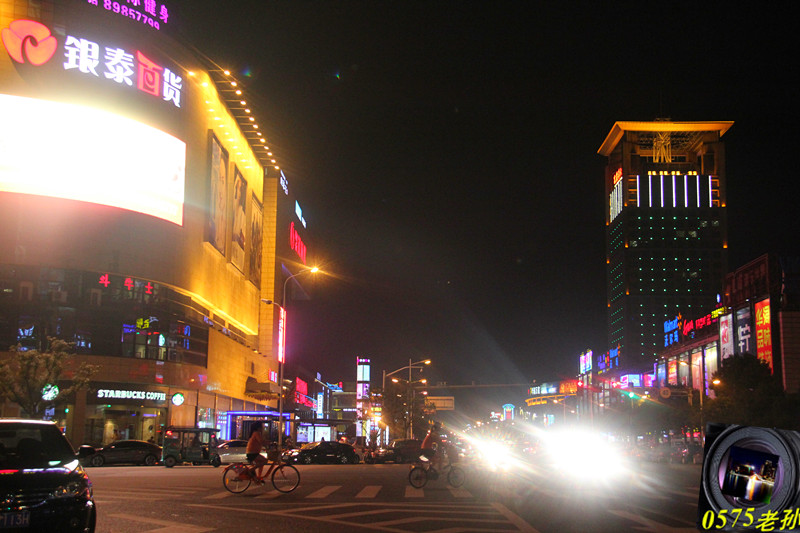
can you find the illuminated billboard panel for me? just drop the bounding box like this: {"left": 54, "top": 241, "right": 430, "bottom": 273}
{"left": 0, "top": 93, "right": 185, "bottom": 225}
{"left": 755, "top": 299, "right": 773, "bottom": 372}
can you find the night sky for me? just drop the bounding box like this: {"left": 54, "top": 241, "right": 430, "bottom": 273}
{"left": 172, "top": 2, "right": 797, "bottom": 415}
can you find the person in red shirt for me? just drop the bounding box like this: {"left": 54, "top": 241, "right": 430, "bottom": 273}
{"left": 420, "top": 422, "right": 443, "bottom": 471}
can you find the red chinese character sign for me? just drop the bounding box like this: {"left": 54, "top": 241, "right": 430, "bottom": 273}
{"left": 754, "top": 299, "right": 773, "bottom": 372}
{"left": 290, "top": 222, "right": 307, "bottom": 264}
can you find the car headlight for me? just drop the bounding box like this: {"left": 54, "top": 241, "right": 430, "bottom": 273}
{"left": 50, "top": 478, "right": 90, "bottom": 500}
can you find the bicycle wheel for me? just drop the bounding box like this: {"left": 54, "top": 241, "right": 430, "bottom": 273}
{"left": 447, "top": 465, "right": 466, "bottom": 488}
{"left": 271, "top": 464, "right": 300, "bottom": 493}
{"left": 222, "top": 464, "right": 252, "bottom": 493}
{"left": 408, "top": 466, "right": 428, "bottom": 488}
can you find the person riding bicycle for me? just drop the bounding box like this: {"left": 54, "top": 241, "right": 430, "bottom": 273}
{"left": 420, "top": 422, "right": 444, "bottom": 472}
{"left": 246, "top": 421, "right": 270, "bottom": 480}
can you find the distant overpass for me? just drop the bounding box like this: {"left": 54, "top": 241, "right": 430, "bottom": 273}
{"left": 426, "top": 382, "right": 532, "bottom": 389}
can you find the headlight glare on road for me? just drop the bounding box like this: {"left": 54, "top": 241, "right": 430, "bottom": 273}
{"left": 543, "top": 429, "right": 628, "bottom": 482}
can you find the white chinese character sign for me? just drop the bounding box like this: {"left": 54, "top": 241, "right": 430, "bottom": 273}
{"left": 735, "top": 306, "right": 752, "bottom": 355}
{"left": 2, "top": 19, "right": 182, "bottom": 109}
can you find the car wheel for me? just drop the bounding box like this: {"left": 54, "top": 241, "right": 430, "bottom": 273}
{"left": 350, "top": 455, "right": 360, "bottom": 464}
{"left": 302, "top": 455, "right": 313, "bottom": 465}
{"left": 90, "top": 454, "right": 105, "bottom": 467}
{"left": 210, "top": 455, "right": 222, "bottom": 467}
{"left": 143, "top": 454, "right": 157, "bottom": 466}
{"left": 339, "top": 455, "right": 349, "bottom": 464}
{"left": 164, "top": 455, "right": 177, "bottom": 468}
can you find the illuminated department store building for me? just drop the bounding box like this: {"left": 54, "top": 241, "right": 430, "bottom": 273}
{"left": 599, "top": 120, "right": 732, "bottom": 370}
{"left": 0, "top": 0, "right": 314, "bottom": 445}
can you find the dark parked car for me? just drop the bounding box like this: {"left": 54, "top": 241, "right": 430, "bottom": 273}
{"left": 0, "top": 419, "right": 96, "bottom": 532}
{"left": 282, "top": 441, "right": 360, "bottom": 464}
{"left": 374, "top": 439, "right": 422, "bottom": 464}
{"left": 88, "top": 439, "right": 161, "bottom": 467}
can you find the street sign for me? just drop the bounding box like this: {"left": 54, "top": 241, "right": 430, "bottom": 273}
{"left": 427, "top": 396, "right": 455, "bottom": 410}
{"left": 659, "top": 387, "right": 671, "bottom": 399}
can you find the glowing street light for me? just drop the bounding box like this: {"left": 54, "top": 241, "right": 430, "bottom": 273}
{"left": 390, "top": 375, "right": 429, "bottom": 439}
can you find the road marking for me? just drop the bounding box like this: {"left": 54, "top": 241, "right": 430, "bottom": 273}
{"left": 356, "top": 485, "right": 382, "bottom": 498}
{"left": 108, "top": 513, "right": 214, "bottom": 533}
{"left": 202, "top": 490, "right": 232, "bottom": 499}
{"left": 405, "top": 485, "right": 424, "bottom": 498}
{"left": 192, "top": 502, "right": 533, "bottom": 532}
{"left": 306, "top": 485, "right": 341, "bottom": 498}
{"left": 447, "top": 487, "right": 471, "bottom": 498}
{"left": 256, "top": 489, "right": 283, "bottom": 499}
{"left": 492, "top": 503, "right": 540, "bottom": 533}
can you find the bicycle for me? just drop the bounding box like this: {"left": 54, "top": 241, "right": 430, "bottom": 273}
{"left": 222, "top": 456, "right": 300, "bottom": 494}
{"left": 408, "top": 455, "right": 465, "bottom": 489}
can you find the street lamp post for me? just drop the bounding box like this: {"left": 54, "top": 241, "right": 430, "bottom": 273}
{"left": 262, "top": 266, "right": 319, "bottom": 449}
{"left": 382, "top": 358, "right": 431, "bottom": 392}
{"left": 392, "top": 376, "right": 427, "bottom": 439}
{"left": 382, "top": 359, "right": 430, "bottom": 440}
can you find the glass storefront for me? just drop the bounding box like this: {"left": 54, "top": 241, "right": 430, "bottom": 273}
{"left": 82, "top": 405, "right": 167, "bottom": 445}
{"left": 50, "top": 403, "right": 167, "bottom": 446}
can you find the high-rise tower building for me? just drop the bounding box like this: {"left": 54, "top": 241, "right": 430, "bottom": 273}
{"left": 598, "top": 120, "right": 733, "bottom": 369}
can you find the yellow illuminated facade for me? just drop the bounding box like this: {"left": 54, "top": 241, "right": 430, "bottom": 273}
{"left": 0, "top": 0, "right": 308, "bottom": 445}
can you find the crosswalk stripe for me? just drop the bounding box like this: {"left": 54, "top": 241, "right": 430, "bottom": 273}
{"left": 355, "top": 485, "right": 381, "bottom": 498}
{"left": 405, "top": 486, "right": 424, "bottom": 498}
{"left": 448, "top": 487, "right": 472, "bottom": 498}
{"left": 306, "top": 485, "right": 341, "bottom": 498}
{"left": 202, "top": 491, "right": 232, "bottom": 499}
{"left": 256, "top": 489, "right": 283, "bottom": 499}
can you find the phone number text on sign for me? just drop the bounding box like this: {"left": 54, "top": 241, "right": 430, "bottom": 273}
{"left": 86, "top": 0, "right": 170, "bottom": 31}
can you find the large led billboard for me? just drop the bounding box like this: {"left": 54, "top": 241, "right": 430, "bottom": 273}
{"left": 0, "top": 93, "right": 186, "bottom": 225}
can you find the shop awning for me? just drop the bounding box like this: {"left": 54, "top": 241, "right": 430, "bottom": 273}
{"left": 244, "top": 377, "right": 278, "bottom": 401}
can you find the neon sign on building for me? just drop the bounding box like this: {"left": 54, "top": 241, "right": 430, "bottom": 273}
{"left": 289, "top": 222, "right": 307, "bottom": 264}
{"left": 85, "top": 0, "right": 171, "bottom": 31}
{"left": 2, "top": 19, "right": 182, "bottom": 108}
{"left": 609, "top": 168, "right": 624, "bottom": 223}
{"left": 277, "top": 306, "right": 286, "bottom": 364}
{"left": 664, "top": 315, "right": 681, "bottom": 347}
{"left": 754, "top": 299, "right": 773, "bottom": 372}
{"left": 63, "top": 35, "right": 182, "bottom": 107}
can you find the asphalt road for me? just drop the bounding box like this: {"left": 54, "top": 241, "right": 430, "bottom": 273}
{"left": 86, "top": 460, "right": 701, "bottom": 532}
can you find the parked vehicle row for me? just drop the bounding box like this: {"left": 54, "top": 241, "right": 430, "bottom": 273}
{"left": 371, "top": 439, "right": 421, "bottom": 464}
{"left": 282, "top": 441, "right": 361, "bottom": 464}
{"left": 634, "top": 441, "right": 703, "bottom": 464}
{"left": 85, "top": 439, "right": 162, "bottom": 467}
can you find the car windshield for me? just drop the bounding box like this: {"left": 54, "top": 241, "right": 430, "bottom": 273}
{"left": 0, "top": 422, "right": 76, "bottom": 468}
{"left": 300, "top": 442, "right": 323, "bottom": 450}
